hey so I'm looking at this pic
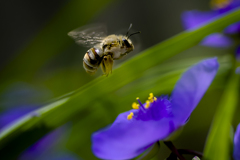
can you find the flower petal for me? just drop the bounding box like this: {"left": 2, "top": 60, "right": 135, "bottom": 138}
{"left": 224, "top": 22, "right": 240, "bottom": 34}
{"left": 217, "top": 0, "right": 240, "bottom": 13}
{"left": 92, "top": 109, "right": 173, "bottom": 160}
{"left": 171, "top": 58, "right": 219, "bottom": 125}
{"left": 0, "top": 106, "right": 37, "bottom": 129}
{"left": 200, "top": 33, "right": 233, "bottom": 48}
{"left": 19, "top": 125, "right": 71, "bottom": 160}
{"left": 236, "top": 67, "right": 240, "bottom": 75}
{"left": 181, "top": 10, "right": 218, "bottom": 30}
{"left": 234, "top": 123, "right": 240, "bottom": 160}
{"left": 236, "top": 46, "right": 240, "bottom": 61}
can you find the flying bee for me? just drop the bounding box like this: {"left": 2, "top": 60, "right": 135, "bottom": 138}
{"left": 68, "top": 24, "right": 140, "bottom": 76}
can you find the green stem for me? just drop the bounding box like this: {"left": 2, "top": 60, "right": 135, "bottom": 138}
{"left": 164, "top": 141, "right": 186, "bottom": 160}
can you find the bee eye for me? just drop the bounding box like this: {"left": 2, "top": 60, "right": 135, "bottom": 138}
{"left": 123, "top": 39, "right": 131, "bottom": 48}
{"left": 103, "top": 44, "right": 108, "bottom": 50}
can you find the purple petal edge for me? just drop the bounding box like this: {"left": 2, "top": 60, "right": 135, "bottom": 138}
{"left": 92, "top": 111, "right": 172, "bottom": 160}
{"left": 181, "top": 10, "right": 218, "bottom": 30}
{"left": 236, "top": 67, "right": 240, "bottom": 75}
{"left": 171, "top": 58, "right": 219, "bottom": 125}
{"left": 234, "top": 123, "right": 240, "bottom": 160}
{"left": 224, "top": 22, "right": 240, "bottom": 34}
{"left": 200, "top": 33, "right": 233, "bottom": 48}
{"left": 236, "top": 46, "right": 240, "bottom": 62}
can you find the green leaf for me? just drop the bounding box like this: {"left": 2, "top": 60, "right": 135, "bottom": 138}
{"left": 0, "top": 6, "right": 240, "bottom": 157}
{"left": 203, "top": 71, "right": 240, "bottom": 160}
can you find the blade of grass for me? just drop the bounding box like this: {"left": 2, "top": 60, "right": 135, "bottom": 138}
{"left": 203, "top": 70, "right": 239, "bottom": 160}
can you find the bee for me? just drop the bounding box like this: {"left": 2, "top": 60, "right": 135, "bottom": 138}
{"left": 68, "top": 24, "right": 140, "bottom": 76}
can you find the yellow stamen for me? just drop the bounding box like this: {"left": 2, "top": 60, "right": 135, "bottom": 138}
{"left": 148, "top": 93, "right": 155, "bottom": 103}
{"left": 132, "top": 102, "right": 139, "bottom": 109}
{"left": 136, "top": 97, "right": 139, "bottom": 100}
{"left": 145, "top": 100, "right": 151, "bottom": 109}
{"left": 210, "top": 0, "right": 232, "bottom": 9}
{"left": 149, "top": 93, "right": 154, "bottom": 98}
{"left": 127, "top": 112, "right": 134, "bottom": 120}
{"left": 154, "top": 97, "right": 157, "bottom": 102}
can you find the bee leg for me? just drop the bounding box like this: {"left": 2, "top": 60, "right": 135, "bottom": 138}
{"left": 101, "top": 55, "right": 113, "bottom": 76}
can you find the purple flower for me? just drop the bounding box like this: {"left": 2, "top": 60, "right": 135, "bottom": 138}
{"left": 0, "top": 106, "right": 78, "bottom": 160}
{"left": 236, "top": 46, "right": 240, "bottom": 61}
{"left": 0, "top": 105, "right": 37, "bottom": 129}
{"left": 92, "top": 58, "right": 219, "bottom": 160}
{"left": 236, "top": 67, "right": 240, "bottom": 74}
{"left": 0, "top": 83, "right": 51, "bottom": 129}
{"left": 234, "top": 123, "right": 240, "bottom": 160}
{"left": 0, "top": 84, "right": 78, "bottom": 160}
{"left": 181, "top": 0, "right": 240, "bottom": 51}
{"left": 19, "top": 125, "right": 79, "bottom": 160}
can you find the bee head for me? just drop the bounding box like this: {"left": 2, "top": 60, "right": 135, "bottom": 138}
{"left": 124, "top": 24, "right": 141, "bottom": 53}
{"left": 122, "top": 38, "right": 134, "bottom": 52}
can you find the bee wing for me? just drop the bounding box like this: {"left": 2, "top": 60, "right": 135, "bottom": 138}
{"left": 68, "top": 24, "right": 107, "bottom": 48}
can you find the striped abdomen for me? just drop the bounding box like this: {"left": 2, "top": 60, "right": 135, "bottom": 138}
{"left": 83, "top": 47, "right": 104, "bottom": 75}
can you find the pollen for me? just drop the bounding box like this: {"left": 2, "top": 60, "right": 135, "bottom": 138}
{"left": 127, "top": 112, "right": 134, "bottom": 120}
{"left": 148, "top": 93, "right": 153, "bottom": 100}
{"left": 148, "top": 93, "right": 157, "bottom": 103}
{"left": 132, "top": 94, "right": 157, "bottom": 111}
{"left": 145, "top": 100, "right": 151, "bottom": 109}
{"left": 154, "top": 97, "right": 157, "bottom": 101}
{"left": 132, "top": 102, "right": 139, "bottom": 109}
{"left": 210, "top": 0, "right": 232, "bottom": 8}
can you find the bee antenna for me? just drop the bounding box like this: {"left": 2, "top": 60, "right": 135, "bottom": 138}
{"left": 126, "top": 23, "right": 133, "bottom": 37}
{"left": 127, "top": 31, "right": 141, "bottom": 39}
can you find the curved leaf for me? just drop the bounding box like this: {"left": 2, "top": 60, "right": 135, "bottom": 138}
{"left": 203, "top": 70, "right": 240, "bottom": 160}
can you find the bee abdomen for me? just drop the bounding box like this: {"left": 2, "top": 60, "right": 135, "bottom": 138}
{"left": 83, "top": 47, "right": 103, "bottom": 74}
{"left": 83, "top": 61, "right": 97, "bottom": 75}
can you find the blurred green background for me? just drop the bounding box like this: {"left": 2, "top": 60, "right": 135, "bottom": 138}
{"left": 0, "top": 0, "right": 239, "bottom": 159}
